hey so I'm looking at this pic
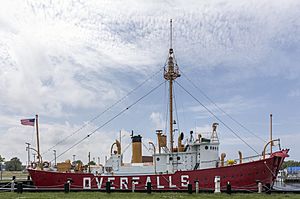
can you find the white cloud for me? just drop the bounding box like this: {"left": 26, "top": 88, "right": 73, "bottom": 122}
{"left": 150, "top": 112, "right": 164, "bottom": 130}
{"left": 0, "top": 119, "right": 121, "bottom": 165}
{"left": 0, "top": 0, "right": 300, "bottom": 163}
{"left": 188, "top": 95, "right": 260, "bottom": 118}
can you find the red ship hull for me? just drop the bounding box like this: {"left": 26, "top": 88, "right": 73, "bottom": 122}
{"left": 28, "top": 150, "right": 288, "bottom": 191}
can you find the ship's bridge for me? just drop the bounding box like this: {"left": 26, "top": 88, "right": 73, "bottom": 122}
{"left": 104, "top": 123, "right": 220, "bottom": 175}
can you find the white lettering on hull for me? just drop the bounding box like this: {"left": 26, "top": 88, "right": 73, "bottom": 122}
{"left": 83, "top": 177, "right": 91, "bottom": 189}
{"left": 157, "top": 176, "right": 164, "bottom": 189}
{"left": 132, "top": 177, "right": 140, "bottom": 188}
{"left": 169, "top": 176, "right": 176, "bottom": 188}
{"left": 107, "top": 177, "right": 115, "bottom": 189}
{"left": 145, "top": 177, "right": 151, "bottom": 189}
{"left": 90, "top": 175, "right": 190, "bottom": 190}
{"left": 120, "top": 177, "right": 128, "bottom": 190}
{"left": 181, "top": 175, "right": 189, "bottom": 187}
{"left": 95, "top": 177, "right": 103, "bottom": 189}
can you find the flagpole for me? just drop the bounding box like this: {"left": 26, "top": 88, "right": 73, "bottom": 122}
{"left": 35, "top": 114, "right": 41, "bottom": 165}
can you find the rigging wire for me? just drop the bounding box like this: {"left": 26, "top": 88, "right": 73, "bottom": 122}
{"left": 179, "top": 69, "right": 266, "bottom": 144}
{"left": 175, "top": 81, "right": 259, "bottom": 155}
{"left": 142, "top": 142, "right": 151, "bottom": 153}
{"left": 52, "top": 80, "right": 166, "bottom": 161}
{"left": 173, "top": 84, "right": 180, "bottom": 135}
{"left": 121, "top": 142, "right": 132, "bottom": 155}
{"left": 42, "top": 67, "right": 164, "bottom": 155}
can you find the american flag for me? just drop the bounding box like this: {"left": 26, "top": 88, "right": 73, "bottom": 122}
{"left": 20, "top": 118, "right": 35, "bottom": 126}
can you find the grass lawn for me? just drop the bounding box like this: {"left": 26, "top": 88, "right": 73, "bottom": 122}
{"left": 0, "top": 192, "right": 298, "bottom": 199}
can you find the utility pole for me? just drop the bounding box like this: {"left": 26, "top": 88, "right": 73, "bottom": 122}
{"left": 0, "top": 163, "right": 2, "bottom": 181}
{"left": 25, "top": 142, "right": 31, "bottom": 167}
{"left": 53, "top": 150, "right": 57, "bottom": 167}
{"left": 270, "top": 114, "right": 273, "bottom": 154}
{"left": 35, "top": 114, "right": 41, "bottom": 164}
{"left": 88, "top": 152, "right": 91, "bottom": 173}
{"left": 0, "top": 160, "right": 3, "bottom": 181}
{"left": 119, "top": 130, "right": 122, "bottom": 153}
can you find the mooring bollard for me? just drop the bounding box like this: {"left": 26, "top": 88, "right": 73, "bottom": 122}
{"left": 11, "top": 177, "right": 15, "bottom": 192}
{"left": 132, "top": 180, "right": 136, "bottom": 192}
{"left": 214, "top": 176, "right": 221, "bottom": 193}
{"left": 26, "top": 176, "right": 31, "bottom": 185}
{"left": 64, "top": 182, "right": 70, "bottom": 193}
{"left": 265, "top": 183, "right": 271, "bottom": 194}
{"left": 226, "top": 181, "right": 231, "bottom": 194}
{"left": 195, "top": 180, "right": 199, "bottom": 194}
{"left": 106, "top": 181, "right": 111, "bottom": 193}
{"left": 146, "top": 182, "right": 151, "bottom": 194}
{"left": 258, "top": 182, "right": 262, "bottom": 193}
{"left": 16, "top": 183, "right": 23, "bottom": 194}
{"left": 187, "top": 184, "right": 192, "bottom": 194}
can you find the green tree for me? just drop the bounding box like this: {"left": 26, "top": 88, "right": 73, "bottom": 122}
{"left": 281, "top": 160, "right": 300, "bottom": 169}
{"left": 0, "top": 155, "right": 4, "bottom": 163}
{"left": 88, "top": 161, "right": 96, "bottom": 166}
{"left": 0, "top": 155, "right": 5, "bottom": 180}
{"left": 75, "top": 160, "right": 83, "bottom": 165}
{"left": 5, "top": 157, "right": 22, "bottom": 171}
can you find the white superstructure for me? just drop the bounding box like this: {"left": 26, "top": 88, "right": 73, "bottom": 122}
{"left": 103, "top": 123, "right": 220, "bottom": 175}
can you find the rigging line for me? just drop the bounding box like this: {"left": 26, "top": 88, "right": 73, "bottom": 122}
{"left": 42, "top": 67, "right": 164, "bottom": 155}
{"left": 53, "top": 80, "right": 166, "bottom": 161}
{"left": 142, "top": 142, "right": 150, "bottom": 152}
{"left": 122, "top": 142, "right": 132, "bottom": 155}
{"left": 173, "top": 84, "right": 180, "bottom": 134}
{"left": 175, "top": 81, "right": 259, "bottom": 155}
{"left": 179, "top": 69, "right": 266, "bottom": 143}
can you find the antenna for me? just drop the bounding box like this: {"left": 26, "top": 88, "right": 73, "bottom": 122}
{"left": 170, "top": 19, "right": 172, "bottom": 49}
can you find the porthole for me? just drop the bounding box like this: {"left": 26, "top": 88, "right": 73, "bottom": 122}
{"left": 169, "top": 157, "right": 173, "bottom": 161}
{"left": 156, "top": 157, "right": 160, "bottom": 161}
{"left": 177, "top": 156, "right": 181, "bottom": 160}
{"left": 205, "top": 146, "right": 208, "bottom": 150}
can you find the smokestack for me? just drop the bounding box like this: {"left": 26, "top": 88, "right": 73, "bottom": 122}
{"left": 131, "top": 135, "right": 142, "bottom": 163}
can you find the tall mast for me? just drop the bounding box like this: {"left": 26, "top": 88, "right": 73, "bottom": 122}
{"left": 164, "top": 19, "right": 180, "bottom": 152}
{"left": 35, "top": 114, "right": 41, "bottom": 164}
{"left": 270, "top": 113, "right": 272, "bottom": 154}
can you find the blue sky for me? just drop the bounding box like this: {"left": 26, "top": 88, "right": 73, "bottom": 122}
{"left": 0, "top": 0, "right": 299, "bottom": 165}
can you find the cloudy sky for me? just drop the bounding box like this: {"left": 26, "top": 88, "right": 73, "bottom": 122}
{"left": 0, "top": 0, "right": 299, "bottom": 165}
